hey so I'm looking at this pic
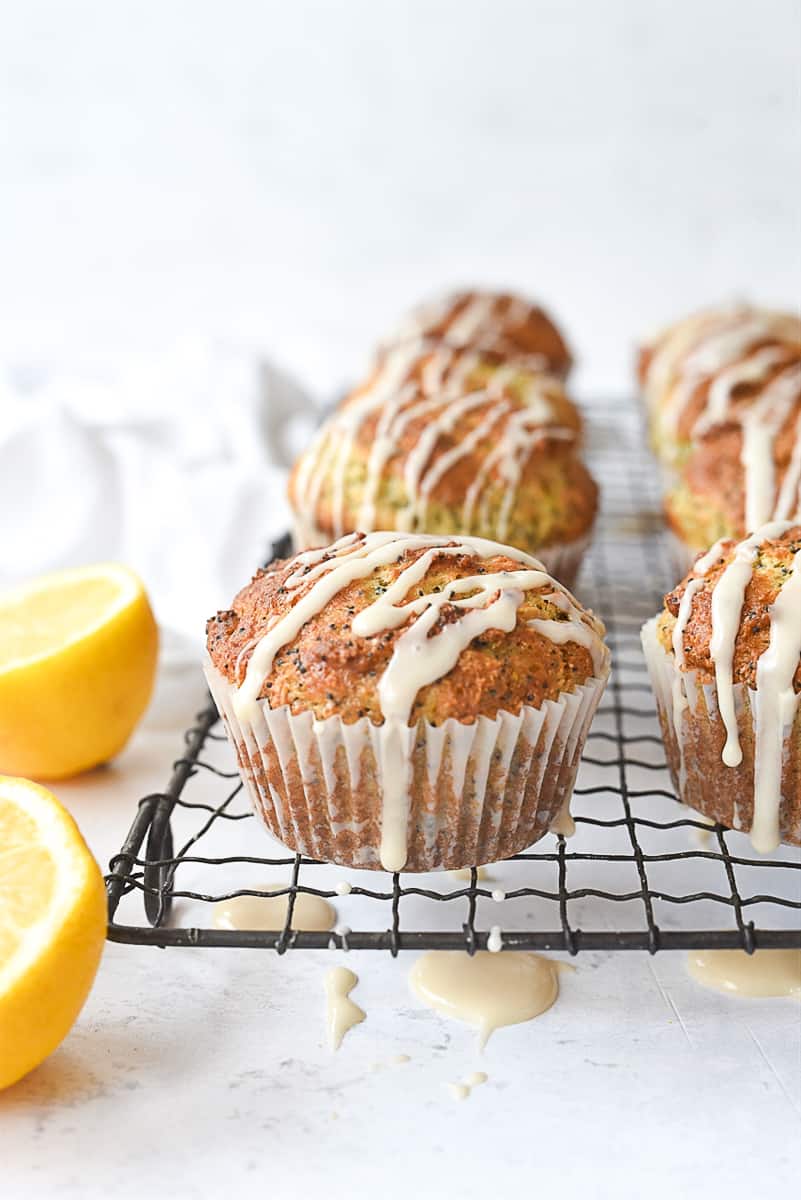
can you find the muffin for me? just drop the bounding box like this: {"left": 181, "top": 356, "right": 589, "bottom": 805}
{"left": 663, "top": 361, "right": 801, "bottom": 560}
{"left": 641, "top": 522, "right": 801, "bottom": 852}
{"left": 205, "top": 531, "right": 610, "bottom": 872}
{"left": 638, "top": 305, "right": 801, "bottom": 466}
{"left": 288, "top": 343, "right": 597, "bottom": 587}
{"left": 381, "top": 289, "right": 573, "bottom": 379}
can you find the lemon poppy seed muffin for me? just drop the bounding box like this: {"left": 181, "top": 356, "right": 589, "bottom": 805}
{"left": 665, "top": 368, "right": 801, "bottom": 554}
{"left": 638, "top": 305, "right": 801, "bottom": 466}
{"left": 382, "top": 289, "right": 573, "bottom": 378}
{"left": 642, "top": 522, "right": 801, "bottom": 851}
{"left": 288, "top": 341, "right": 597, "bottom": 587}
{"left": 206, "top": 531, "right": 610, "bottom": 872}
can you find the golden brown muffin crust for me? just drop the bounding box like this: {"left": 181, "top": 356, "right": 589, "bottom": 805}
{"left": 387, "top": 289, "right": 573, "bottom": 377}
{"left": 207, "top": 540, "right": 605, "bottom": 726}
{"left": 656, "top": 525, "right": 801, "bottom": 693}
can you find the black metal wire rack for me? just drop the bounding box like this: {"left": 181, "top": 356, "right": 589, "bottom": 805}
{"left": 106, "top": 405, "right": 801, "bottom": 955}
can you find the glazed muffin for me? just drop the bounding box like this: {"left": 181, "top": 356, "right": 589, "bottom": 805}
{"left": 288, "top": 342, "right": 597, "bottom": 587}
{"left": 641, "top": 522, "right": 801, "bottom": 852}
{"left": 638, "top": 305, "right": 801, "bottom": 466}
{"left": 205, "top": 531, "right": 610, "bottom": 872}
{"left": 664, "top": 361, "right": 801, "bottom": 558}
{"left": 382, "top": 289, "right": 573, "bottom": 379}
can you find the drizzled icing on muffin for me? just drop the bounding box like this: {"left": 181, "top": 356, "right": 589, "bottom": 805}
{"left": 643, "top": 307, "right": 800, "bottom": 438}
{"left": 384, "top": 290, "right": 571, "bottom": 376}
{"left": 645, "top": 307, "right": 801, "bottom": 535}
{"left": 291, "top": 339, "right": 578, "bottom": 546}
{"left": 668, "top": 522, "right": 801, "bottom": 852}
{"left": 231, "top": 531, "right": 607, "bottom": 870}
{"left": 669, "top": 363, "right": 801, "bottom": 542}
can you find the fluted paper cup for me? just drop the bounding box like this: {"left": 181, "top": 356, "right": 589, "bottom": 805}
{"left": 204, "top": 656, "right": 610, "bottom": 872}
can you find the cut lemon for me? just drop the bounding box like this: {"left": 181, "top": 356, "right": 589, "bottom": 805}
{"left": 0, "top": 776, "right": 106, "bottom": 1089}
{"left": 0, "top": 563, "right": 158, "bottom": 779}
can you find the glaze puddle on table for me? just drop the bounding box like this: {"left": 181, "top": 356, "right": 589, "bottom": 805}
{"left": 212, "top": 885, "right": 336, "bottom": 933}
{"left": 687, "top": 949, "right": 801, "bottom": 997}
{"left": 325, "top": 966, "right": 366, "bottom": 1050}
{"left": 410, "top": 950, "right": 563, "bottom": 1048}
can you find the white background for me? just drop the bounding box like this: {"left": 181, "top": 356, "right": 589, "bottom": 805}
{"left": 1, "top": 0, "right": 800, "bottom": 396}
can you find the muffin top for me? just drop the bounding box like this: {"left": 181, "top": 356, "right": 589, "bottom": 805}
{"left": 665, "top": 364, "right": 801, "bottom": 547}
{"left": 639, "top": 306, "right": 801, "bottom": 462}
{"left": 207, "top": 531, "right": 608, "bottom": 728}
{"left": 382, "top": 289, "right": 573, "bottom": 378}
{"left": 656, "top": 522, "right": 801, "bottom": 693}
{"left": 288, "top": 341, "right": 595, "bottom": 553}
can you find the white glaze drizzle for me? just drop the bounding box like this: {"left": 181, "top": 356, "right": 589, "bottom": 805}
{"left": 643, "top": 309, "right": 733, "bottom": 416}
{"left": 643, "top": 308, "right": 800, "bottom": 444}
{"left": 233, "top": 532, "right": 605, "bottom": 871}
{"left": 707, "top": 526, "right": 783, "bottom": 766}
{"left": 388, "top": 290, "right": 549, "bottom": 367}
{"left": 694, "top": 538, "right": 727, "bottom": 575}
{"left": 357, "top": 344, "right": 487, "bottom": 532}
{"left": 691, "top": 521, "right": 800, "bottom": 852}
{"left": 400, "top": 389, "right": 502, "bottom": 531}
{"left": 292, "top": 341, "right": 427, "bottom": 538}
{"left": 694, "top": 346, "right": 790, "bottom": 437}
{"left": 445, "top": 292, "right": 498, "bottom": 345}
{"left": 665, "top": 316, "right": 794, "bottom": 438}
{"left": 775, "top": 409, "right": 801, "bottom": 521}
{"left": 461, "top": 402, "right": 574, "bottom": 541}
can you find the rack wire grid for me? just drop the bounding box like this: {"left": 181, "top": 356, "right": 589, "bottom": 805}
{"left": 106, "top": 402, "right": 801, "bottom": 956}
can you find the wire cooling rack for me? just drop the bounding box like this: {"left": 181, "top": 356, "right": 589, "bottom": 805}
{"left": 106, "top": 403, "right": 801, "bottom": 954}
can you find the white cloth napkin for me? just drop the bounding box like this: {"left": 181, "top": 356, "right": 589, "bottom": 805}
{"left": 0, "top": 339, "right": 320, "bottom": 724}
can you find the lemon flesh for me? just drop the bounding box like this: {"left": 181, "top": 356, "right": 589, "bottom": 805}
{"left": 0, "top": 563, "right": 158, "bottom": 779}
{"left": 0, "top": 776, "right": 107, "bottom": 1089}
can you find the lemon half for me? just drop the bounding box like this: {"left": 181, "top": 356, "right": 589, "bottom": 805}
{"left": 0, "top": 563, "right": 158, "bottom": 779}
{"left": 0, "top": 776, "right": 107, "bottom": 1089}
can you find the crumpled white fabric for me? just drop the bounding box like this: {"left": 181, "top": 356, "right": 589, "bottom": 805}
{"left": 0, "top": 339, "right": 320, "bottom": 725}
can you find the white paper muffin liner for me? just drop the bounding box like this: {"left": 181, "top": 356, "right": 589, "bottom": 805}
{"left": 204, "top": 656, "right": 610, "bottom": 872}
{"left": 641, "top": 617, "right": 801, "bottom": 848}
